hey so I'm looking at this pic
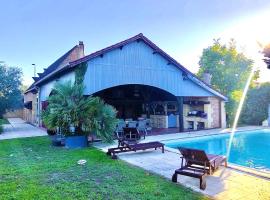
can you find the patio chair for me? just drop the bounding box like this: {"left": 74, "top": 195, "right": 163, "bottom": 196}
{"left": 107, "top": 141, "right": 164, "bottom": 159}
{"left": 127, "top": 121, "right": 138, "bottom": 128}
{"left": 115, "top": 127, "right": 140, "bottom": 147}
{"left": 137, "top": 120, "right": 147, "bottom": 138}
{"left": 172, "top": 147, "right": 227, "bottom": 190}
{"left": 145, "top": 119, "right": 152, "bottom": 134}
{"left": 123, "top": 127, "right": 142, "bottom": 140}
{"left": 115, "top": 120, "right": 126, "bottom": 135}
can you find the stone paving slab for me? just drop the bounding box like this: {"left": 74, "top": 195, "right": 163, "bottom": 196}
{"left": 6, "top": 118, "right": 26, "bottom": 124}
{"left": 0, "top": 118, "right": 47, "bottom": 140}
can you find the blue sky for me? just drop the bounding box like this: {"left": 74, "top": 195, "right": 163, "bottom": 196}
{"left": 1, "top": 0, "right": 270, "bottom": 85}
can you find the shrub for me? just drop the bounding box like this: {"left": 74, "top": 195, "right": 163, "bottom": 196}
{"left": 240, "top": 83, "right": 270, "bottom": 125}
{"left": 42, "top": 81, "right": 118, "bottom": 143}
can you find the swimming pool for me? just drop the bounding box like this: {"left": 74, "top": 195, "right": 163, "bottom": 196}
{"left": 165, "top": 129, "right": 270, "bottom": 171}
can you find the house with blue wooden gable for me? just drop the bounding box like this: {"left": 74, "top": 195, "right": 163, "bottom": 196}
{"left": 23, "top": 33, "right": 227, "bottom": 132}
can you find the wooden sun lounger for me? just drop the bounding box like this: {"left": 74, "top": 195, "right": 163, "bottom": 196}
{"left": 107, "top": 141, "right": 164, "bottom": 159}
{"left": 172, "top": 147, "right": 227, "bottom": 190}
{"left": 178, "top": 147, "right": 227, "bottom": 175}
{"left": 172, "top": 165, "right": 207, "bottom": 190}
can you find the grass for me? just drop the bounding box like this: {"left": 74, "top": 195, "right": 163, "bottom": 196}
{"left": 0, "top": 136, "right": 208, "bottom": 200}
{"left": 0, "top": 118, "right": 9, "bottom": 125}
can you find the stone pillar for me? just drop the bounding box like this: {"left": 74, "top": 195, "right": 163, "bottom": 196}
{"left": 183, "top": 104, "right": 189, "bottom": 129}
{"left": 177, "top": 97, "right": 184, "bottom": 132}
{"left": 204, "top": 103, "right": 212, "bottom": 129}
{"left": 208, "top": 97, "right": 220, "bottom": 128}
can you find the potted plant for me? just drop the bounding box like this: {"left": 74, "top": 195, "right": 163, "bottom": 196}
{"left": 42, "top": 81, "right": 118, "bottom": 148}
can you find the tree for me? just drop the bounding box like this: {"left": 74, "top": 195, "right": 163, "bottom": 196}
{"left": 263, "top": 44, "right": 270, "bottom": 69}
{"left": 198, "top": 39, "right": 259, "bottom": 125}
{"left": 240, "top": 83, "right": 270, "bottom": 125}
{"left": 21, "top": 84, "right": 29, "bottom": 93}
{"left": 0, "top": 63, "right": 23, "bottom": 117}
{"left": 42, "top": 81, "right": 118, "bottom": 143}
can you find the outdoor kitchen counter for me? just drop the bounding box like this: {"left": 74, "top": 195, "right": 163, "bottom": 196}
{"left": 150, "top": 114, "right": 178, "bottom": 128}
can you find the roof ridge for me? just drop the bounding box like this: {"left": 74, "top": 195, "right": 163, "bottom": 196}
{"left": 38, "top": 45, "right": 78, "bottom": 79}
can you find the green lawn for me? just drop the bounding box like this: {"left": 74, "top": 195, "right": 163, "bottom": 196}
{"left": 0, "top": 118, "right": 9, "bottom": 125}
{"left": 0, "top": 137, "right": 208, "bottom": 200}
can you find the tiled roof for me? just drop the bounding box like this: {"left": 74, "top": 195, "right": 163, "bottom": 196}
{"left": 36, "top": 46, "right": 78, "bottom": 81}
{"left": 25, "top": 45, "right": 80, "bottom": 91}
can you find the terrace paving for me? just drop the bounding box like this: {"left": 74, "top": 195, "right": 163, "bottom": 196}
{"left": 96, "top": 126, "right": 270, "bottom": 199}
{"left": 0, "top": 118, "right": 47, "bottom": 140}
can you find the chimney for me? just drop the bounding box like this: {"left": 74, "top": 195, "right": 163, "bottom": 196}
{"left": 78, "top": 41, "right": 84, "bottom": 58}
{"left": 202, "top": 72, "right": 212, "bottom": 85}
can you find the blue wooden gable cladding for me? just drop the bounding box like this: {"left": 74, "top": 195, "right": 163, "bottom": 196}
{"left": 83, "top": 40, "right": 214, "bottom": 97}
{"left": 39, "top": 71, "right": 75, "bottom": 101}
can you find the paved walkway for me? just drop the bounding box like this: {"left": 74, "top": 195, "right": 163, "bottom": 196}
{"left": 96, "top": 127, "right": 270, "bottom": 200}
{"left": 0, "top": 118, "right": 47, "bottom": 140}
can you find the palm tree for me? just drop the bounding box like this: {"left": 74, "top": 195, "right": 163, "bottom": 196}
{"left": 42, "top": 81, "right": 118, "bottom": 143}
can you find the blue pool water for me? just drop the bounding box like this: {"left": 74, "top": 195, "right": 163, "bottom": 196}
{"left": 165, "top": 129, "right": 270, "bottom": 171}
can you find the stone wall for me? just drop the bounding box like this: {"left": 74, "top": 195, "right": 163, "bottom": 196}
{"left": 23, "top": 108, "right": 33, "bottom": 123}
{"left": 3, "top": 109, "right": 23, "bottom": 118}
{"left": 23, "top": 92, "right": 37, "bottom": 125}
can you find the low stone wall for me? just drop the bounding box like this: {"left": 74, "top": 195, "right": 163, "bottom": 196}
{"left": 3, "top": 109, "right": 24, "bottom": 119}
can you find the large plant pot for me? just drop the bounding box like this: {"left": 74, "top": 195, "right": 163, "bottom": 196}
{"left": 47, "top": 129, "right": 57, "bottom": 136}
{"left": 51, "top": 135, "right": 65, "bottom": 147}
{"left": 65, "top": 135, "right": 88, "bottom": 149}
